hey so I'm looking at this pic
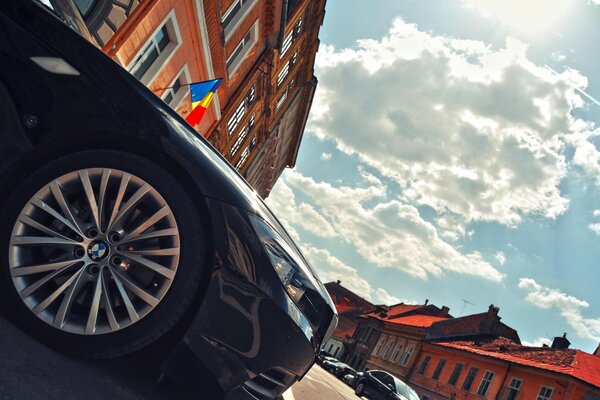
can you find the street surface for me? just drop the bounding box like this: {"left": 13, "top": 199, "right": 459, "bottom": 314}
{"left": 0, "top": 313, "right": 359, "bottom": 400}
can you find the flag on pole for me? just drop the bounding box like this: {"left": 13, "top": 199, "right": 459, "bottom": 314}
{"left": 185, "top": 78, "right": 223, "bottom": 126}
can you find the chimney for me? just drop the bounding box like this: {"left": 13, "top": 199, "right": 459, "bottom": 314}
{"left": 440, "top": 306, "right": 450, "bottom": 316}
{"left": 424, "top": 299, "right": 429, "bottom": 306}
{"left": 594, "top": 343, "right": 600, "bottom": 357}
{"left": 336, "top": 280, "right": 341, "bottom": 285}
{"left": 551, "top": 333, "right": 571, "bottom": 349}
{"left": 488, "top": 304, "right": 499, "bottom": 316}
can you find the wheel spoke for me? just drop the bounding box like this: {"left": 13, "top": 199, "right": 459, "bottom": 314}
{"left": 120, "top": 253, "right": 176, "bottom": 280}
{"left": 10, "top": 236, "right": 78, "bottom": 247}
{"left": 98, "top": 169, "right": 111, "bottom": 232}
{"left": 111, "top": 267, "right": 160, "bottom": 306}
{"left": 121, "top": 248, "right": 179, "bottom": 257}
{"left": 49, "top": 181, "right": 85, "bottom": 236}
{"left": 86, "top": 271, "right": 104, "bottom": 334}
{"left": 107, "top": 173, "right": 131, "bottom": 230}
{"left": 32, "top": 266, "right": 86, "bottom": 315}
{"left": 20, "top": 261, "right": 81, "bottom": 298}
{"left": 19, "top": 214, "right": 80, "bottom": 243}
{"left": 79, "top": 170, "right": 100, "bottom": 231}
{"left": 109, "top": 268, "right": 139, "bottom": 323}
{"left": 101, "top": 271, "right": 119, "bottom": 331}
{"left": 123, "top": 206, "right": 170, "bottom": 240}
{"left": 31, "top": 197, "right": 83, "bottom": 237}
{"left": 12, "top": 259, "right": 80, "bottom": 277}
{"left": 109, "top": 183, "right": 151, "bottom": 231}
{"left": 53, "top": 268, "right": 87, "bottom": 328}
{"left": 120, "top": 228, "right": 178, "bottom": 244}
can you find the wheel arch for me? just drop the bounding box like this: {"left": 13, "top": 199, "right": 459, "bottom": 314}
{"left": 0, "top": 130, "right": 218, "bottom": 354}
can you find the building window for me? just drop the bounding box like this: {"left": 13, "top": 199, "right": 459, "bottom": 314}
{"left": 250, "top": 135, "right": 257, "bottom": 149}
{"left": 221, "top": 0, "right": 258, "bottom": 42}
{"left": 503, "top": 378, "right": 523, "bottom": 400}
{"left": 281, "top": 18, "right": 302, "bottom": 57}
{"left": 462, "top": 367, "right": 479, "bottom": 391}
{"left": 128, "top": 11, "right": 182, "bottom": 85}
{"left": 537, "top": 386, "right": 554, "bottom": 400}
{"left": 381, "top": 339, "right": 394, "bottom": 359}
{"left": 235, "top": 146, "right": 250, "bottom": 170}
{"left": 277, "top": 52, "right": 297, "bottom": 87}
{"left": 447, "top": 363, "right": 463, "bottom": 386}
{"left": 230, "top": 115, "right": 255, "bottom": 156}
{"left": 477, "top": 371, "right": 495, "bottom": 396}
{"left": 373, "top": 337, "right": 385, "bottom": 356}
{"left": 226, "top": 20, "right": 259, "bottom": 76}
{"left": 391, "top": 341, "right": 405, "bottom": 362}
{"left": 275, "top": 90, "right": 288, "bottom": 110}
{"left": 417, "top": 355, "right": 430, "bottom": 375}
{"left": 431, "top": 359, "right": 446, "bottom": 380}
{"left": 399, "top": 345, "right": 414, "bottom": 366}
{"left": 162, "top": 65, "right": 191, "bottom": 109}
{"left": 227, "top": 85, "right": 256, "bottom": 135}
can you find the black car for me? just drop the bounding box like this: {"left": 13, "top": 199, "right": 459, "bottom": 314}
{"left": 0, "top": 1, "right": 338, "bottom": 399}
{"left": 355, "top": 370, "right": 419, "bottom": 400}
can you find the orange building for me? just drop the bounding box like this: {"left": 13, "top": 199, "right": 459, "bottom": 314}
{"left": 409, "top": 335, "right": 600, "bottom": 400}
{"left": 74, "top": 0, "right": 326, "bottom": 197}
{"left": 345, "top": 301, "right": 452, "bottom": 372}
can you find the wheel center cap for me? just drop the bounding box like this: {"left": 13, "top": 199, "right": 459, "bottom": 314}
{"left": 88, "top": 241, "right": 110, "bottom": 261}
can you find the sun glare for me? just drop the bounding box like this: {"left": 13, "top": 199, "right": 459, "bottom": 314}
{"left": 466, "top": 0, "right": 573, "bottom": 34}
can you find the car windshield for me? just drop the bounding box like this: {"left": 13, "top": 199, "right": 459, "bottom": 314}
{"left": 394, "top": 378, "right": 419, "bottom": 400}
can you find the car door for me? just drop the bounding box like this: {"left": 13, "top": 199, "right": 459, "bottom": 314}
{"left": 364, "top": 371, "right": 390, "bottom": 400}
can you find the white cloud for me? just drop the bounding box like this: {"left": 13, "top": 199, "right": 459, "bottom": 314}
{"left": 266, "top": 180, "right": 337, "bottom": 239}
{"left": 518, "top": 278, "right": 600, "bottom": 341}
{"left": 589, "top": 0, "right": 600, "bottom": 5}
{"left": 589, "top": 223, "right": 600, "bottom": 236}
{"left": 375, "top": 288, "right": 400, "bottom": 305}
{"left": 301, "top": 245, "right": 373, "bottom": 300}
{"left": 594, "top": 209, "right": 600, "bottom": 217}
{"left": 495, "top": 251, "right": 506, "bottom": 265}
{"left": 271, "top": 171, "right": 504, "bottom": 282}
{"left": 310, "top": 19, "right": 589, "bottom": 228}
{"left": 522, "top": 337, "right": 552, "bottom": 347}
{"left": 321, "top": 152, "right": 332, "bottom": 160}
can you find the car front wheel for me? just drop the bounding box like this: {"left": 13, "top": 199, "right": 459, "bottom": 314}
{"left": 0, "top": 150, "right": 208, "bottom": 357}
{"left": 355, "top": 382, "right": 365, "bottom": 397}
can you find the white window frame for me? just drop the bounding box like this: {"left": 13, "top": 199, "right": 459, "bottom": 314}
{"left": 380, "top": 339, "right": 394, "bottom": 359}
{"left": 390, "top": 341, "right": 405, "bottom": 362}
{"left": 235, "top": 146, "right": 250, "bottom": 170}
{"left": 230, "top": 114, "right": 255, "bottom": 156}
{"left": 537, "top": 386, "right": 554, "bottom": 400}
{"left": 126, "top": 9, "right": 182, "bottom": 86}
{"left": 280, "top": 18, "right": 302, "bottom": 57}
{"left": 400, "top": 344, "right": 415, "bottom": 366}
{"left": 503, "top": 377, "right": 523, "bottom": 400}
{"left": 373, "top": 337, "right": 385, "bottom": 356}
{"left": 227, "top": 19, "right": 259, "bottom": 77}
{"left": 477, "top": 371, "right": 495, "bottom": 396}
{"left": 161, "top": 64, "right": 191, "bottom": 109}
{"left": 221, "top": 0, "right": 259, "bottom": 43}
{"left": 227, "top": 85, "right": 256, "bottom": 135}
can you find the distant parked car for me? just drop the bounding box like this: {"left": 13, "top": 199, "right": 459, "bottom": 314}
{"left": 321, "top": 359, "right": 342, "bottom": 373}
{"left": 355, "top": 370, "right": 419, "bottom": 400}
{"left": 342, "top": 371, "right": 364, "bottom": 388}
{"left": 333, "top": 363, "right": 357, "bottom": 379}
{"left": 316, "top": 353, "right": 338, "bottom": 365}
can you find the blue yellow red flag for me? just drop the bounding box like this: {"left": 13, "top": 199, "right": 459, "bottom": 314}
{"left": 186, "top": 78, "right": 223, "bottom": 126}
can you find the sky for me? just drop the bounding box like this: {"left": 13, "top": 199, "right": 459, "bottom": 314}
{"left": 265, "top": 0, "right": 600, "bottom": 353}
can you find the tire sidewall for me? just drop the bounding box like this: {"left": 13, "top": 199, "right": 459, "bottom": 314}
{"left": 0, "top": 150, "right": 208, "bottom": 357}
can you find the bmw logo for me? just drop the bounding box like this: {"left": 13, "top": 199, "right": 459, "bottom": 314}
{"left": 88, "top": 241, "right": 109, "bottom": 261}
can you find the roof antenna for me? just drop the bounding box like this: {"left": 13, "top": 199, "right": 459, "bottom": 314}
{"left": 459, "top": 298, "right": 474, "bottom": 317}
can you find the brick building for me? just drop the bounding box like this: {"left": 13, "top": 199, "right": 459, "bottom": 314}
{"left": 322, "top": 281, "right": 375, "bottom": 359}
{"left": 74, "top": 0, "right": 325, "bottom": 197}
{"left": 410, "top": 335, "right": 600, "bottom": 400}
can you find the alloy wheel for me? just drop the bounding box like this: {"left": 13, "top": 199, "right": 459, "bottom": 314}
{"left": 8, "top": 168, "right": 180, "bottom": 335}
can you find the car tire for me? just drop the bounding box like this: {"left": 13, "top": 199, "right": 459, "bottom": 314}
{"left": 0, "top": 150, "right": 208, "bottom": 358}
{"left": 355, "top": 382, "right": 365, "bottom": 397}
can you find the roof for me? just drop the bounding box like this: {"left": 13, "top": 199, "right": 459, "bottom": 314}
{"left": 325, "top": 281, "right": 377, "bottom": 340}
{"left": 386, "top": 314, "right": 451, "bottom": 328}
{"left": 431, "top": 337, "right": 600, "bottom": 389}
{"left": 363, "top": 304, "right": 426, "bottom": 320}
{"left": 426, "top": 307, "right": 520, "bottom": 343}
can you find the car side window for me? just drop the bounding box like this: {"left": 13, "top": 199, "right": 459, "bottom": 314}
{"left": 371, "top": 371, "right": 386, "bottom": 381}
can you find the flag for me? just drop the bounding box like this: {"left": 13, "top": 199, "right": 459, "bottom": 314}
{"left": 185, "top": 78, "right": 223, "bottom": 126}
